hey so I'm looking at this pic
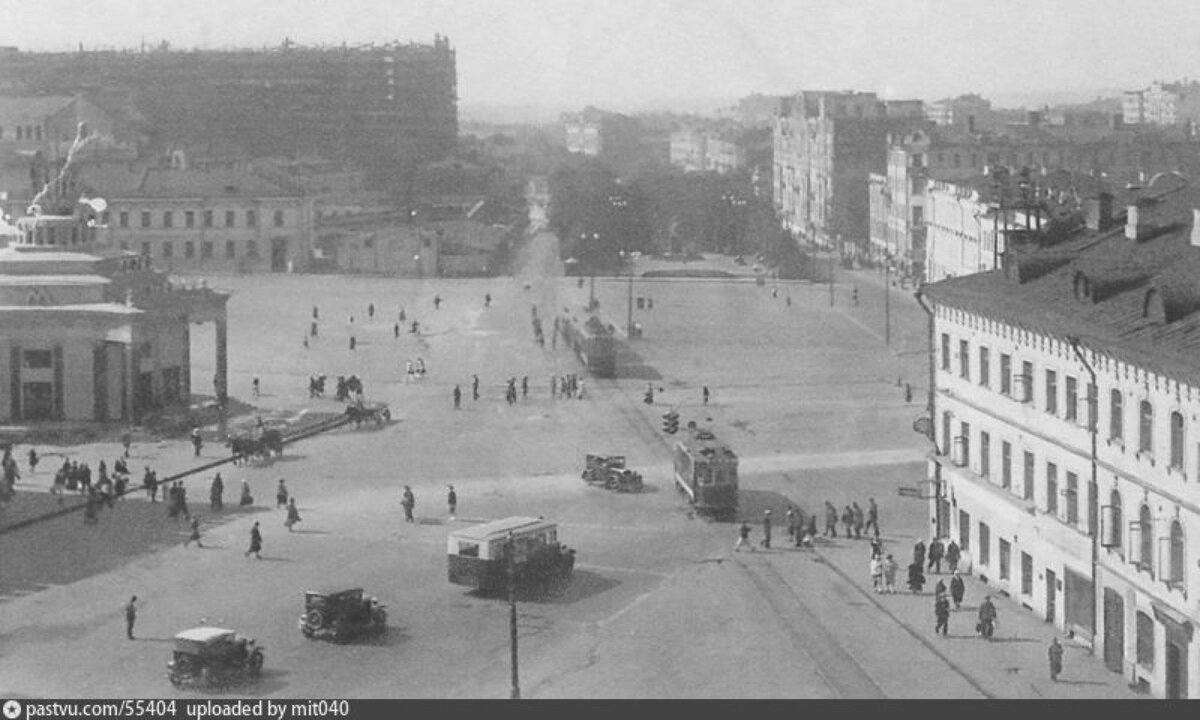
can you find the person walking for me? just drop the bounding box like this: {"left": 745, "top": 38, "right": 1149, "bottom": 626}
{"left": 870, "top": 555, "right": 883, "bottom": 593}
{"left": 521, "top": 375, "right": 529, "bottom": 399}
{"left": 907, "top": 561, "right": 926, "bottom": 594}
{"left": 927, "top": 537, "right": 945, "bottom": 574}
{"left": 882, "top": 554, "right": 899, "bottom": 593}
{"left": 851, "top": 502, "right": 865, "bottom": 539}
{"left": 1048, "top": 637, "right": 1064, "bottom": 681}
{"left": 124, "top": 595, "right": 138, "bottom": 640}
{"left": 453, "top": 385, "right": 461, "bottom": 409}
{"left": 977, "top": 596, "right": 998, "bottom": 639}
{"left": 869, "top": 535, "right": 884, "bottom": 560}
{"left": 184, "top": 516, "right": 203, "bottom": 547}
{"left": 913, "top": 539, "right": 927, "bottom": 570}
{"left": 276, "top": 478, "right": 289, "bottom": 508}
{"left": 865, "top": 497, "right": 880, "bottom": 537}
{"left": 935, "top": 592, "right": 951, "bottom": 637}
{"left": 945, "top": 539, "right": 962, "bottom": 574}
{"left": 402, "top": 485, "right": 415, "bottom": 522}
{"left": 368, "top": 302, "right": 375, "bottom": 320}
{"left": 702, "top": 386, "right": 710, "bottom": 405}
{"left": 802, "top": 515, "right": 817, "bottom": 548}
{"left": 447, "top": 484, "right": 457, "bottom": 520}
{"left": 734, "top": 521, "right": 753, "bottom": 552}
{"left": 934, "top": 577, "right": 947, "bottom": 598}
{"left": 122, "top": 430, "right": 132, "bottom": 458}
{"left": 240, "top": 479, "right": 253, "bottom": 506}
{"left": 285, "top": 498, "right": 301, "bottom": 532}
{"left": 434, "top": 295, "right": 441, "bottom": 310}
{"left": 394, "top": 323, "right": 400, "bottom": 339}
{"left": 841, "top": 504, "right": 854, "bottom": 538}
{"left": 949, "top": 571, "right": 966, "bottom": 609}
{"left": 824, "top": 501, "right": 838, "bottom": 537}
{"left": 785, "top": 506, "right": 798, "bottom": 543}
{"left": 472, "top": 374, "right": 480, "bottom": 401}
{"left": 27, "top": 447, "right": 38, "bottom": 473}
{"left": 190, "top": 426, "right": 203, "bottom": 457}
{"left": 760, "top": 510, "right": 772, "bottom": 549}
{"left": 209, "top": 473, "right": 224, "bottom": 511}
{"left": 246, "top": 521, "right": 263, "bottom": 559}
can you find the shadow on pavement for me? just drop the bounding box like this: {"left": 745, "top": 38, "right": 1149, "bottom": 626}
{"left": 528, "top": 569, "right": 620, "bottom": 605}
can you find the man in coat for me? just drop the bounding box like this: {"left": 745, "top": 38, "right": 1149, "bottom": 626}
{"left": 913, "top": 539, "right": 927, "bottom": 569}
{"left": 935, "top": 592, "right": 951, "bottom": 636}
{"left": 245, "top": 521, "right": 263, "bottom": 559}
{"left": 402, "top": 485, "right": 415, "bottom": 522}
{"left": 824, "top": 501, "right": 838, "bottom": 537}
{"left": 927, "top": 537, "right": 945, "bottom": 574}
{"left": 977, "top": 596, "right": 998, "bottom": 639}
{"left": 945, "top": 539, "right": 962, "bottom": 574}
{"left": 949, "top": 571, "right": 966, "bottom": 609}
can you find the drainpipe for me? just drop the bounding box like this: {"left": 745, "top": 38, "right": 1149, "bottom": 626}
{"left": 915, "top": 287, "right": 942, "bottom": 538}
{"left": 1068, "top": 335, "right": 1100, "bottom": 652}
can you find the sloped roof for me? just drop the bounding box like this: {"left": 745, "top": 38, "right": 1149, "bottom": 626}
{"left": 0, "top": 95, "right": 74, "bottom": 125}
{"left": 77, "top": 164, "right": 290, "bottom": 199}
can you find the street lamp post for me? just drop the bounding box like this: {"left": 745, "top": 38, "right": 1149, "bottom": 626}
{"left": 507, "top": 531, "right": 520, "bottom": 699}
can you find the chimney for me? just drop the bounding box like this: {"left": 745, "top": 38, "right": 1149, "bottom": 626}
{"left": 967, "top": 114, "right": 976, "bottom": 133}
{"left": 1126, "top": 202, "right": 1148, "bottom": 241}
{"left": 1192, "top": 209, "right": 1200, "bottom": 247}
{"left": 1085, "top": 192, "right": 1113, "bottom": 231}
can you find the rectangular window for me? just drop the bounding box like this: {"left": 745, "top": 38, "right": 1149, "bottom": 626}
{"left": 204, "top": 210, "right": 213, "bottom": 228}
{"left": 1046, "top": 462, "right": 1058, "bottom": 516}
{"left": 942, "top": 412, "right": 952, "bottom": 456}
{"left": 1002, "top": 441, "right": 1012, "bottom": 489}
{"left": 958, "top": 509, "right": 970, "bottom": 551}
{"left": 979, "top": 347, "right": 990, "bottom": 388}
{"left": 980, "top": 431, "right": 991, "bottom": 479}
{"left": 1066, "top": 472, "right": 1079, "bottom": 525}
{"left": 273, "top": 209, "right": 285, "bottom": 227}
{"left": 1021, "top": 552, "right": 1033, "bottom": 596}
{"left": 999, "top": 538, "right": 1011, "bottom": 580}
{"left": 959, "top": 421, "right": 971, "bottom": 467}
{"left": 119, "top": 211, "right": 129, "bottom": 228}
{"left": 1046, "top": 370, "right": 1058, "bottom": 415}
{"left": 1021, "top": 361, "right": 1033, "bottom": 403}
{"left": 185, "top": 241, "right": 195, "bottom": 259}
{"left": 246, "top": 210, "right": 257, "bottom": 227}
{"left": 225, "top": 240, "right": 236, "bottom": 259}
{"left": 941, "top": 333, "right": 950, "bottom": 371}
{"left": 979, "top": 522, "right": 991, "bottom": 567}
{"left": 140, "top": 241, "right": 151, "bottom": 257}
{"left": 959, "top": 340, "right": 970, "bottom": 380}
{"left": 185, "top": 210, "right": 195, "bottom": 228}
{"left": 1000, "top": 354, "right": 1012, "bottom": 395}
{"left": 1111, "top": 390, "right": 1124, "bottom": 441}
{"left": 163, "top": 211, "right": 173, "bottom": 228}
{"left": 1066, "top": 376, "right": 1078, "bottom": 422}
{"left": 140, "top": 211, "right": 151, "bottom": 229}
{"left": 246, "top": 239, "right": 258, "bottom": 258}
{"left": 1136, "top": 611, "right": 1155, "bottom": 668}
{"left": 1023, "top": 451, "right": 1035, "bottom": 501}
{"left": 201, "top": 241, "right": 213, "bottom": 259}
{"left": 22, "top": 350, "right": 52, "bottom": 368}
{"left": 162, "top": 241, "right": 173, "bottom": 258}
{"left": 225, "top": 210, "right": 235, "bottom": 228}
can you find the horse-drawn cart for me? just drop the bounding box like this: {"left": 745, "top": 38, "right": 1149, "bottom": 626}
{"left": 344, "top": 402, "right": 391, "bottom": 428}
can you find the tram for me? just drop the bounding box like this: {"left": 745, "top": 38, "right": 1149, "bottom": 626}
{"left": 673, "top": 428, "right": 739, "bottom": 519}
{"left": 558, "top": 310, "right": 616, "bottom": 377}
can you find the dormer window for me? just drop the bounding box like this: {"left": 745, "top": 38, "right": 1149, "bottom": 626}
{"left": 1073, "top": 271, "right": 1091, "bottom": 301}
{"left": 1143, "top": 287, "right": 1165, "bottom": 323}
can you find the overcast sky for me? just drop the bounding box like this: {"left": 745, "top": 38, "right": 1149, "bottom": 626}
{"left": 8, "top": 0, "right": 1200, "bottom": 113}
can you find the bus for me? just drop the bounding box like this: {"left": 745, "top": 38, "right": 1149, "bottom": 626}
{"left": 447, "top": 516, "right": 576, "bottom": 593}
{"left": 673, "top": 429, "right": 738, "bottom": 519}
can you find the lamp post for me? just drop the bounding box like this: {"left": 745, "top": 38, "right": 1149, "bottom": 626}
{"left": 507, "top": 531, "right": 520, "bottom": 699}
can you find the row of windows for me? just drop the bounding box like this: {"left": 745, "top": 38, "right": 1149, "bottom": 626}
{"left": 119, "top": 239, "right": 260, "bottom": 260}
{"left": 1, "top": 124, "right": 43, "bottom": 141}
{"left": 1104, "top": 492, "right": 1187, "bottom": 587}
{"left": 112, "top": 209, "right": 288, "bottom": 230}
{"left": 941, "top": 332, "right": 1191, "bottom": 473}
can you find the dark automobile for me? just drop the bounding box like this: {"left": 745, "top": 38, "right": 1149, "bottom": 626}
{"left": 167, "top": 627, "right": 264, "bottom": 688}
{"left": 299, "top": 588, "right": 387, "bottom": 641}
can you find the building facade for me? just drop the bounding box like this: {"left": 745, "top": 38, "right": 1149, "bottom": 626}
{"left": 1124, "top": 81, "right": 1200, "bottom": 128}
{"left": 921, "top": 184, "right": 1200, "bottom": 698}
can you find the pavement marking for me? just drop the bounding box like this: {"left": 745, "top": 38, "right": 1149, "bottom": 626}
{"left": 596, "top": 568, "right": 678, "bottom": 627}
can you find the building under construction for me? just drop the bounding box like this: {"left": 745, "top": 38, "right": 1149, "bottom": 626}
{"left": 0, "top": 37, "right": 457, "bottom": 187}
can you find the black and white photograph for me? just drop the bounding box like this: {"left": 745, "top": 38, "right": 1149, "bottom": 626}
{"left": 1, "top": 0, "right": 1197, "bottom": 702}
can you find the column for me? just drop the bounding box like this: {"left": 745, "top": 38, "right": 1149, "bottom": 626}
{"left": 215, "top": 315, "right": 228, "bottom": 407}
{"left": 123, "top": 342, "right": 135, "bottom": 422}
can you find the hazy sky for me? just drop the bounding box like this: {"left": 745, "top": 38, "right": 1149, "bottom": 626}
{"left": 8, "top": 0, "right": 1200, "bottom": 113}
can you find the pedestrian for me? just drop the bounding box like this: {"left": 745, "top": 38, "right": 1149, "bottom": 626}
{"left": 551, "top": 375, "right": 558, "bottom": 399}
{"left": 977, "top": 596, "right": 997, "bottom": 639}
{"left": 350, "top": 335, "right": 357, "bottom": 351}
{"left": 945, "top": 539, "right": 961, "bottom": 574}
{"left": 190, "top": 426, "right": 203, "bottom": 457}
{"left": 399, "top": 308, "right": 406, "bottom": 322}
{"left": 285, "top": 498, "right": 301, "bottom": 532}
{"left": 824, "top": 501, "right": 838, "bottom": 537}
{"left": 303, "top": 334, "right": 309, "bottom": 349}
{"left": 311, "top": 321, "right": 319, "bottom": 338}
{"left": 411, "top": 320, "right": 420, "bottom": 334}
{"left": 882, "top": 554, "right": 899, "bottom": 593}
{"left": 927, "top": 537, "right": 945, "bottom": 574}
{"left": 402, "top": 485, "right": 415, "bottom": 522}
{"left": 472, "top": 374, "right": 480, "bottom": 401}
{"left": 240, "top": 479, "right": 253, "bottom": 506}
{"left": 434, "top": 295, "right": 441, "bottom": 310}
{"left": 184, "top": 516, "right": 203, "bottom": 547}
{"left": 865, "top": 497, "right": 880, "bottom": 537}
{"left": 453, "top": 384, "right": 462, "bottom": 409}
{"left": 394, "top": 323, "right": 400, "bottom": 339}
{"left": 276, "top": 478, "right": 289, "bottom": 508}
{"left": 904, "top": 383, "right": 913, "bottom": 403}
{"left": 949, "top": 571, "right": 965, "bottom": 609}
{"left": 246, "top": 521, "right": 263, "bottom": 559}
{"left": 122, "top": 430, "right": 132, "bottom": 458}
{"left": 935, "top": 592, "right": 951, "bottom": 636}
{"left": 841, "top": 504, "right": 854, "bottom": 538}
{"left": 1048, "top": 637, "right": 1064, "bottom": 681}
{"left": 869, "top": 536, "right": 883, "bottom": 559}
{"left": 578, "top": 379, "right": 586, "bottom": 399}
{"left": 521, "top": 375, "right": 528, "bottom": 398}
{"left": 417, "top": 357, "right": 426, "bottom": 376}
{"left": 368, "top": 302, "right": 375, "bottom": 320}
{"left": 802, "top": 515, "right": 817, "bottom": 548}
{"left": 177, "top": 482, "right": 190, "bottom": 519}
{"left": 851, "top": 501, "right": 864, "bottom": 539}
{"left": 124, "top": 595, "right": 138, "bottom": 639}
{"left": 734, "top": 521, "right": 753, "bottom": 552}
{"left": 786, "top": 296, "right": 792, "bottom": 307}
{"left": 447, "top": 484, "right": 457, "bottom": 520}
{"left": 913, "top": 539, "right": 927, "bottom": 569}
{"left": 484, "top": 293, "right": 491, "bottom": 308}
{"left": 210, "top": 473, "right": 224, "bottom": 511}
{"left": 785, "top": 506, "right": 798, "bottom": 542}
{"left": 934, "top": 578, "right": 947, "bottom": 598}
{"left": 27, "top": 447, "right": 38, "bottom": 473}
{"left": 144, "top": 467, "right": 157, "bottom": 502}
{"left": 761, "top": 510, "right": 772, "bottom": 549}
{"left": 313, "top": 305, "right": 319, "bottom": 320}
{"left": 252, "top": 377, "right": 260, "bottom": 399}
{"left": 702, "top": 386, "right": 710, "bottom": 405}
{"left": 907, "top": 561, "right": 926, "bottom": 594}
{"left": 870, "top": 555, "right": 883, "bottom": 592}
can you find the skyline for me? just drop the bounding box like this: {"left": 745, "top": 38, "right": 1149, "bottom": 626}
{"left": 7, "top": 0, "right": 1200, "bottom": 116}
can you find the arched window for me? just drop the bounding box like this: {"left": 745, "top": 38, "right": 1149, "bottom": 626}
{"left": 1171, "top": 412, "right": 1185, "bottom": 470}
{"left": 1140, "top": 504, "right": 1154, "bottom": 576}
{"left": 1074, "top": 271, "right": 1091, "bottom": 300}
{"left": 1169, "top": 520, "right": 1185, "bottom": 585}
{"left": 1140, "top": 401, "right": 1154, "bottom": 455}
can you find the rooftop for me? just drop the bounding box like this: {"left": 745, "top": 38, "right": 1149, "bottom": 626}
{"left": 77, "top": 164, "right": 291, "bottom": 199}
{"left": 0, "top": 95, "right": 74, "bottom": 126}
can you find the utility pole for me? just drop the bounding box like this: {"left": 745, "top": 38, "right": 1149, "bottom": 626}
{"left": 626, "top": 273, "right": 633, "bottom": 338}
{"left": 507, "top": 531, "right": 520, "bottom": 699}
{"left": 828, "top": 241, "right": 835, "bottom": 307}
{"left": 885, "top": 260, "right": 891, "bottom": 345}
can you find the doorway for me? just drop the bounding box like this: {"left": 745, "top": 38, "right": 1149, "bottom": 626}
{"left": 1103, "top": 588, "right": 1124, "bottom": 674}
{"left": 271, "top": 237, "right": 289, "bottom": 272}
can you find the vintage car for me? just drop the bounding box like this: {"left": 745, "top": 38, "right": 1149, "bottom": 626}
{"left": 582, "top": 453, "right": 643, "bottom": 493}
{"left": 448, "top": 516, "right": 575, "bottom": 594}
{"left": 166, "top": 627, "right": 264, "bottom": 688}
{"left": 299, "top": 588, "right": 387, "bottom": 641}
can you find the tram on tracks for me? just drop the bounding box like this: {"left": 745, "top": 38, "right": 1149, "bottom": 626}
{"left": 558, "top": 310, "right": 616, "bottom": 377}
{"left": 673, "top": 428, "right": 738, "bottom": 519}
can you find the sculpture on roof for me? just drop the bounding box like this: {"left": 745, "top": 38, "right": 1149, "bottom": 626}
{"left": 28, "top": 122, "right": 95, "bottom": 217}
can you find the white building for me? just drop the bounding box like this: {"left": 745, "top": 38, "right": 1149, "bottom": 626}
{"left": 920, "top": 183, "right": 1200, "bottom": 698}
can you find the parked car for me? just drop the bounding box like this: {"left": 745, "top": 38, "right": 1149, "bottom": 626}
{"left": 299, "top": 588, "right": 387, "bottom": 641}
{"left": 167, "top": 627, "right": 263, "bottom": 688}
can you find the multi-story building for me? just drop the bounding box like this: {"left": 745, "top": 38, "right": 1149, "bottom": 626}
{"left": 80, "top": 165, "right": 315, "bottom": 273}
{"left": 669, "top": 127, "right": 746, "bottom": 175}
{"left": 0, "top": 38, "right": 457, "bottom": 187}
{"left": 1123, "top": 80, "right": 1200, "bottom": 128}
{"left": 926, "top": 94, "right": 995, "bottom": 131}
{"left": 772, "top": 90, "right": 924, "bottom": 250}
{"left": 920, "top": 179, "right": 1200, "bottom": 698}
